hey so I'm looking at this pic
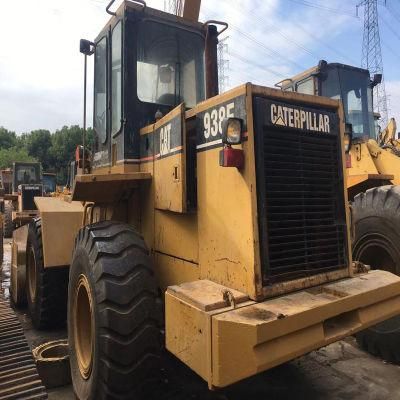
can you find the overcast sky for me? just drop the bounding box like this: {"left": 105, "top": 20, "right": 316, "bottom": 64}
{"left": 1, "top": 0, "right": 400, "bottom": 133}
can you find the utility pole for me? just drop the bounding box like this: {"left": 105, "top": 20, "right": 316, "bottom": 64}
{"left": 358, "top": 0, "right": 388, "bottom": 127}
{"left": 218, "top": 36, "right": 229, "bottom": 93}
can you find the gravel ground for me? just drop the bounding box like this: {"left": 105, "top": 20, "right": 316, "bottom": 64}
{"left": 1, "top": 239, "right": 400, "bottom": 400}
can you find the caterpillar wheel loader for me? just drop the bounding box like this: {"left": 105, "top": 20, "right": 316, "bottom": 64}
{"left": 11, "top": 2, "right": 400, "bottom": 399}
{"left": 278, "top": 60, "right": 400, "bottom": 363}
{"left": 1, "top": 168, "right": 13, "bottom": 238}
{"left": 3, "top": 162, "right": 44, "bottom": 237}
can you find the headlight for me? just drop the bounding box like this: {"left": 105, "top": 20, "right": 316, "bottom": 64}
{"left": 344, "top": 133, "right": 351, "bottom": 152}
{"left": 222, "top": 118, "right": 243, "bottom": 145}
{"left": 344, "top": 123, "right": 353, "bottom": 153}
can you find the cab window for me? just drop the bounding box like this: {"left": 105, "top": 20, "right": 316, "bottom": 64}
{"left": 94, "top": 37, "right": 107, "bottom": 143}
{"left": 296, "top": 78, "right": 314, "bottom": 95}
{"left": 137, "top": 21, "right": 205, "bottom": 108}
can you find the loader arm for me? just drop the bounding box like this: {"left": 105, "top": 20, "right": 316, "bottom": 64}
{"left": 378, "top": 117, "right": 397, "bottom": 145}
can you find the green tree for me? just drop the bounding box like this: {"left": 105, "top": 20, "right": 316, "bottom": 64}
{"left": 26, "top": 129, "right": 52, "bottom": 170}
{"left": 0, "top": 127, "right": 17, "bottom": 149}
{"left": 50, "top": 125, "right": 94, "bottom": 184}
{"left": 0, "top": 147, "right": 36, "bottom": 170}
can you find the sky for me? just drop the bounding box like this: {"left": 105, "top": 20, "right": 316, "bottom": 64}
{"left": 1, "top": 0, "right": 400, "bottom": 133}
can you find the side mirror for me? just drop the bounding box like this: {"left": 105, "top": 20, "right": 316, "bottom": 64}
{"left": 80, "top": 39, "right": 95, "bottom": 56}
{"left": 370, "top": 73, "right": 382, "bottom": 88}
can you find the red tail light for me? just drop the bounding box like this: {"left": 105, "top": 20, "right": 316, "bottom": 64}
{"left": 219, "top": 147, "right": 244, "bottom": 169}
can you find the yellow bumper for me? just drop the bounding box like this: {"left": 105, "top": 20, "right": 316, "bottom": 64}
{"left": 166, "top": 270, "right": 400, "bottom": 388}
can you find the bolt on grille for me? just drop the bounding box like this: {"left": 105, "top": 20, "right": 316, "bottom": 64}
{"left": 256, "top": 111, "right": 348, "bottom": 285}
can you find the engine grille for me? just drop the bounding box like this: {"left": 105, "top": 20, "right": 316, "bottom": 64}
{"left": 21, "top": 186, "right": 42, "bottom": 211}
{"left": 254, "top": 99, "right": 348, "bottom": 285}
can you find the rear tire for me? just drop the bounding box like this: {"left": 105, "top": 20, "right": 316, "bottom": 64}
{"left": 26, "top": 218, "right": 69, "bottom": 329}
{"left": 353, "top": 185, "right": 400, "bottom": 363}
{"left": 68, "top": 221, "right": 163, "bottom": 400}
{"left": 4, "top": 202, "right": 13, "bottom": 238}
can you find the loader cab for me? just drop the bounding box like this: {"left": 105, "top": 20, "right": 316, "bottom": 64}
{"left": 278, "top": 61, "right": 376, "bottom": 140}
{"left": 42, "top": 173, "right": 57, "bottom": 195}
{"left": 86, "top": 1, "right": 208, "bottom": 169}
{"left": 12, "top": 162, "right": 42, "bottom": 193}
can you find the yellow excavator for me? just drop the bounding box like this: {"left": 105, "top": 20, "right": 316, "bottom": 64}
{"left": 279, "top": 60, "right": 400, "bottom": 363}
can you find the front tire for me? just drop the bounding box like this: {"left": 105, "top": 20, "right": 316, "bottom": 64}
{"left": 353, "top": 185, "right": 400, "bottom": 363}
{"left": 26, "top": 218, "right": 69, "bottom": 329}
{"left": 68, "top": 221, "right": 163, "bottom": 400}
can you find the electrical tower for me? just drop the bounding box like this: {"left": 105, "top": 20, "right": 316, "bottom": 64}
{"left": 218, "top": 37, "right": 229, "bottom": 93}
{"left": 358, "top": 0, "right": 388, "bottom": 127}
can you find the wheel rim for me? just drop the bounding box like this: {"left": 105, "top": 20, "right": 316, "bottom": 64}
{"left": 27, "top": 246, "right": 37, "bottom": 302}
{"left": 73, "top": 274, "right": 94, "bottom": 380}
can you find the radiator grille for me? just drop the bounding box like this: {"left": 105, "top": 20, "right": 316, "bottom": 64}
{"left": 256, "top": 112, "right": 348, "bottom": 284}
{"left": 21, "top": 187, "right": 42, "bottom": 211}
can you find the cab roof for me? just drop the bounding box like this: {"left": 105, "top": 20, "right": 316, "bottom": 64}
{"left": 276, "top": 61, "right": 371, "bottom": 90}
{"left": 95, "top": 0, "right": 206, "bottom": 42}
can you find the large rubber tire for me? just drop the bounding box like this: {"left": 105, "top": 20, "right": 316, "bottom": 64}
{"left": 353, "top": 185, "right": 400, "bottom": 363}
{"left": 26, "top": 218, "right": 69, "bottom": 329}
{"left": 68, "top": 221, "right": 163, "bottom": 400}
{"left": 4, "top": 202, "right": 13, "bottom": 238}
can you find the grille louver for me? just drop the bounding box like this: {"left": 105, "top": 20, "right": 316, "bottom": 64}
{"left": 255, "top": 99, "right": 348, "bottom": 285}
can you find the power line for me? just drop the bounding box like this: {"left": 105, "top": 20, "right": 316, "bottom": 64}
{"left": 286, "top": 0, "right": 358, "bottom": 18}
{"left": 222, "top": 1, "right": 321, "bottom": 60}
{"left": 203, "top": 7, "right": 306, "bottom": 71}
{"left": 386, "top": 2, "right": 400, "bottom": 23}
{"left": 379, "top": 12, "right": 400, "bottom": 42}
{"left": 382, "top": 40, "right": 400, "bottom": 62}
{"left": 222, "top": 0, "right": 359, "bottom": 66}
{"left": 227, "top": 24, "right": 306, "bottom": 71}
{"left": 229, "top": 50, "right": 287, "bottom": 80}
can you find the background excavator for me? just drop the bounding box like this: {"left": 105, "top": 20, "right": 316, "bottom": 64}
{"left": 279, "top": 60, "right": 400, "bottom": 363}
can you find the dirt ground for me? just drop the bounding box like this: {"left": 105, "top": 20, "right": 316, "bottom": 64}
{"left": 2, "top": 239, "right": 400, "bottom": 400}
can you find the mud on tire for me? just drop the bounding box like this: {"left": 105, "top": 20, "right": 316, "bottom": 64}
{"left": 353, "top": 185, "right": 400, "bottom": 363}
{"left": 26, "top": 218, "right": 69, "bottom": 329}
{"left": 68, "top": 221, "right": 163, "bottom": 400}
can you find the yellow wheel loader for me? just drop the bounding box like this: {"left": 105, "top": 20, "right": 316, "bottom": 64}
{"left": 11, "top": 3, "right": 400, "bottom": 399}
{"left": 278, "top": 60, "right": 400, "bottom": 363}
{"left": 3, "top": 162, "right": 43, "bottom": 237}
{"left": 1, "top": 169, "right": 13, "bottom": 238}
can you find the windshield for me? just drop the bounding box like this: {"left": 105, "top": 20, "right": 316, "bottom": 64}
{"left": 43, "top": 174, "right": 56, "bottom": 194}
{"left": 137, "top": 21, "right": 205, "bottom": 108}
{"left": 14, "top": 164, "right": 40, "bottom": 186}
{"left": 320, "top": 67, "right": 375, "bottom": 139}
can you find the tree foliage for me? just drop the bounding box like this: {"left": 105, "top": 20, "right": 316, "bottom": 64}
{"left": 0, "top": 147, "right": 36, "bottom": 170}
{"left": 0, "top": 127, "right": 17, "bottom": 149}
{"left": 0, "top": 125, "right": 94, "bottom": 185}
